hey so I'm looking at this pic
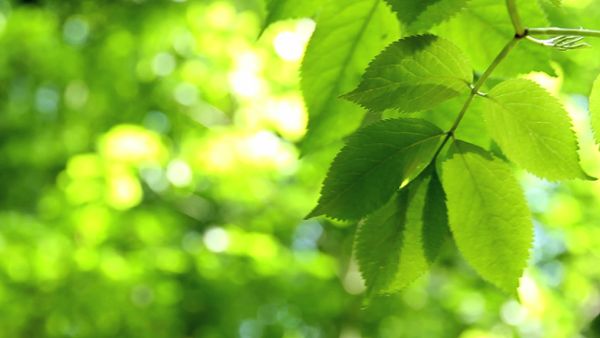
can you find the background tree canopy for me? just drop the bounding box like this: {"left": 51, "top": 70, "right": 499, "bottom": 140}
{"left": 2, "top": 0, "right": 600, "bottom": 337}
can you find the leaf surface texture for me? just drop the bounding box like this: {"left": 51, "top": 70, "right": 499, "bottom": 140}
{"left": 441, "top": 141, "right": 532, "bottom": 293}
{"left": 482, "top": 78, "right": 587, "bottom": 180}
{"left": 309, "top": 119, "right": 444, "bottom": 220}
{"left": 345, "top": 34, "right": 472, "bottom": 113}
{"left": 355, "top": 171, "right": 448, "bottom": 294}
{"left": 301, "top": 0, "right": 399, "bottom": 152}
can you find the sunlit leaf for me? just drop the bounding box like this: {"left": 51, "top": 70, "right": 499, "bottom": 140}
{"left": 589, "top": 74, "right": 600, "bottom": 145}
{"left": 441, "top": 141, "right": 532, "bottom": 293}
{"left": 482, "top": 78, "right": 589, "bottom": 180}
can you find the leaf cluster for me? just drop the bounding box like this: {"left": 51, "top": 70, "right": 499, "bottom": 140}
{"left": 263, "top": 0, "right": 600, "bottom": 296}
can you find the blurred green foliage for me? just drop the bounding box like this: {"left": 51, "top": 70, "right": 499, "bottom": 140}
{"left": 1, "top": 0, "right": 600, "bottom": 337}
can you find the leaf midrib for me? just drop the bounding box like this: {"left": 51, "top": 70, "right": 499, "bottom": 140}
{"left": 310, "top": 0, "right": 382, "bottom": 119}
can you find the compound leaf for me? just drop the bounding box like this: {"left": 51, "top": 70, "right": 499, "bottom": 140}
{"left": 344, "top": 34, "right": 472, "bottom": 113}
{"left": 482, "top": 78, "right": 588, "bottom": 180}
{"left": 301, "top": 0, "right": 399, "bottom": 153}
{"left": 308, "top": 119, "right": 444, "bottom": 220}
{"left": 441, "top": 141, "right": 533, "bottom": 293}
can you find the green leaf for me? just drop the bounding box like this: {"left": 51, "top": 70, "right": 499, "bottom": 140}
{"left": 422, "top": 169, "right": 449, "bottom": 262}
{"left": 481, "top": 78, "right": 588, "bottom": 180}
{"left": 300, "top": 0, "right": 400, "bottom": 153}
{"left": 308, "top": 119, "right": 444, "bottom": 220}
{"left": 434, "top": 0, "right": 553, "bottom": 76}
{"left": 355, "top": 189, "right": 409, "bottom": 294}
{"left": 355, "top": 171, "right": 448, "bottom": 294}
{"left": 262, "top": 0, "right": 319, "bottom": 31}
{"left": 589, "top": 74, "right": 600, "bottom": 145}
{"left": 359, "top": 110, "right": 383, "bottom": 128}
{"left": 384, "top": 0, "right": 470, "bottom": 33}
{"left": 441, "top": 141, "right": 532, "bottom": 293}
{"left": 344, "top": 34, "right": 472, "bottom": 113}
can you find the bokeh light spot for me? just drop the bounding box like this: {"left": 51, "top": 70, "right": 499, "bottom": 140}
{"left": 152, "top": 52, "right": 176, "bottom": 76}
{"left": 143, "top": 110, "right": 171, "bottom": 134}
{"left": 35, "top": 86, "right": 60, "bottom": 115}
{"left": 63, "top": 16, "right": 89, "bottom": 45}
{"left": 64, "top": 80, "right": 89, "bottom": 109}
{"left": 166, "top": 159, "right": 193, "bottom": 187}
{"left": 173, "top": 82, "right": 198, "bottom": 106}
{"left": 100, "top": 125, "right": 165, "bottom": 164}
{"left": 265, "top": 96, "right": 307, "bottom": 140}
{"left": 106, "top": 169, "right": 143, "bottom": 210}
{"left": 203, "top": 227, "right": 230, "bottom": 253}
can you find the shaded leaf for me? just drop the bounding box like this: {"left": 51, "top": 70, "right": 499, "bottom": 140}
{"left": 308, "top": 119, "right": 444, "bottom": 220}
{"left": 441, "top": 141, "right": 533, "bottom": 293}
{"left": 355, "top": 189, "right": 409, "bottom": 294}
{"left": 422, "top": 169, "right": 449, "bottom": 262}
{"left": 482, "top": 78, "right": 589, "bottom": 180}
{"left": 359, "top": 110, "right": 383, "bottom": 128}
{"left": 355, "top": 171, "right": 448, "bottom": 294}
{"left": 300, "top": 0, "right": 400, "bottom": 153}
{"left": 434, "top": 0, "right": 553, "bottom": 76}
{"left": 344, "top": 34, "right": 472, "bottom": 113}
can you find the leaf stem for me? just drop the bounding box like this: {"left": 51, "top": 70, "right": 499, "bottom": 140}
{"left": 448, "top": 90, "right": 475, "bottom": 135}
{"left": 433, "top": 37, "right": 520, "bottom": 159}
{"left": 528, "top": 27, "right": 600, "bottom": 38}
{"left": 471, "top": 38, "right": 520, "bottom": 94}
{"left": 431, "top": 5, "right": 600, "bottom": 164}
{"left": 506, "top": 0, "right": 526, "bottom": 37}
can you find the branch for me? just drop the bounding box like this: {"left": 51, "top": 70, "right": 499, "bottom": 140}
{"left": 528, "top": 27, "right": 600, "bottom": 39}
{"left": 506, "top": 0, "right": 525, "bottom": 36}
{"left": 433, "top": 37, "right": 520, "bottom": 159}
{"left": 471, "top": 38, "right": 520, "bottom": 94}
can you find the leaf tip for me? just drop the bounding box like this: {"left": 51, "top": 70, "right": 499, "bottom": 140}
{"left": 305, "top": 205, "right": 323, "bottom": 219}
{"left": 339, "top": 89, "right": 360, "bottom": 106}
{"left": 577, "top": 168, "right": 596, "bottom": 181}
